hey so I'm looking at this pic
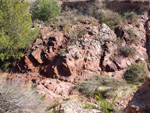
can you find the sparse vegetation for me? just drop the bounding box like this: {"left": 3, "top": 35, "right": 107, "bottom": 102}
{"left": 120, "top": 46, "right": 135, "bottom": 57}
{"left": 61, "top": 4, "right": 124, "bottom": 30}
{"left": 136, "top": 6, "right": 150, "bottom": 15}
{"left": 123, "top": 12, "right": 138, "bottom": 24}
{"left": 114, "top": 29, "right": 137, "bottom": 57}
{"left": 128, "top": 29, "right": 139, "bottom": 43}
{"left": 77, "top": 29, "right": 87, "bottom": 39}
{"left": 0, "top": 79, "right": 45, "bottom": 113}
{"left": 77, "top": 74, "right": 140, "bottom": 112}
{"left": 96, "top": 10, "right": 123, "bottom": 29}
{"left": 123, "top": 61, "right": 148, "bottom": 84}
{"left": 46, "top": 102, "right": 64, "bottom": 113}
{"left": 86, "top": 93, "right": 117, "bottom": 113}
{"left": 77, "top": 75, "right": 123, "bottom": 97}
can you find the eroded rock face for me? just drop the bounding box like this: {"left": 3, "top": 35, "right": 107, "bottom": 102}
{"left": 124, "top": 12, "right": 150, "bottom": 113}
{"left": 101, "top": 15, "right": 148, "bottom": 78}
{"left": 17, "top": 24, "right": 113, "bottom": 83}
{"left": 14, "top": 13, "right": 149, "bottom": 103}
{"left": 17, "top": 14, "right": 148, "bottom": 80}
{"left": 51, "top": 38, "right": 102, "bottom": 82}
{"left": 15, "top": 24, "right": 116, "bottom": 102}
{"left": 17, "top": 26, "right": 68, "bottom": 72}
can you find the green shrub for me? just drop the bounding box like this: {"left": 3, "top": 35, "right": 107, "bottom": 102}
{"left": 77, "top": 75, "right": 122, "bottom": 97}
{"left": 0, "top": 79, "right": 45, "bottom": 113}
{"left": 97, "top": 11, "right": 123, "bottom": 29}
{"left": 128, "top": 29, "right": 139, "bottom": 43}
{"left": 123, "top": 62, "right": 147, "bottom": 84}
{"left": 31, "top": 0, "right": 61, "bottom": 21}
{"left": 120, "top": 46, "right": 135, "bottom": 57}
{"left": 0, "top": 0, "right": 39, "bottom": 62}
{"left": 124, "top": 12, "right": 138, "bottom": 23}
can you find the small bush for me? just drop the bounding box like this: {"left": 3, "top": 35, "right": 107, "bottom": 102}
{"left": 120, "top": 46, "right": 135, "bottom": 57}
{"left": 53, "top": 14, "right": 88, "bottom": 39}
{"left": 31, "top": 0, "right": 61, "bottom": 21}
{"left": 128, "top": 29, "right": 139, "bottom": 44}
{"left": 77, "top": 75, "right": 122, "bottom": 97}
{"left": 123, "top": 62, "right": 147, "bottom": 84}
{"left": 96, "top": 10, "right": 123, "bottom": 29}
{"left": 0, "top": 79, "right": 45, "bottom": 113}
{"left": 78, "top": 75, "right": 139, "bottom": 111}
{"left": 124, "top": 12, "right": 138, "bottom": 23}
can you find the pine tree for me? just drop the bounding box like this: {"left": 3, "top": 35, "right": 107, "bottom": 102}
{"left": 0, "top": 0, "right": 38, "bottom": 61}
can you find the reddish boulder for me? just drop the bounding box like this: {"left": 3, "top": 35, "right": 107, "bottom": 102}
{"left": 31, "top": 48, "right": 43, "bottom": 64}
{"left": 36, "top": 79, "right": 74, "bottom": 103}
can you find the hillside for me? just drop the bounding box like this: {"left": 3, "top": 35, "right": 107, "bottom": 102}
{"left": 0, "top": 0, "right": 150, "bottom": 113}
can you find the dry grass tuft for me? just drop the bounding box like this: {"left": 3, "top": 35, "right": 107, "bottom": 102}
{"left": 0, "top": 78, "right": 46, "bottom": 113}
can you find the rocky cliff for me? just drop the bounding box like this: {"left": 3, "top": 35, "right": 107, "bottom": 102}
{"left": 124, "top": 11, "right": 150, "bottom": 113}
{"left": 6, "top": 11, "right": 147, "bottom": 105}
